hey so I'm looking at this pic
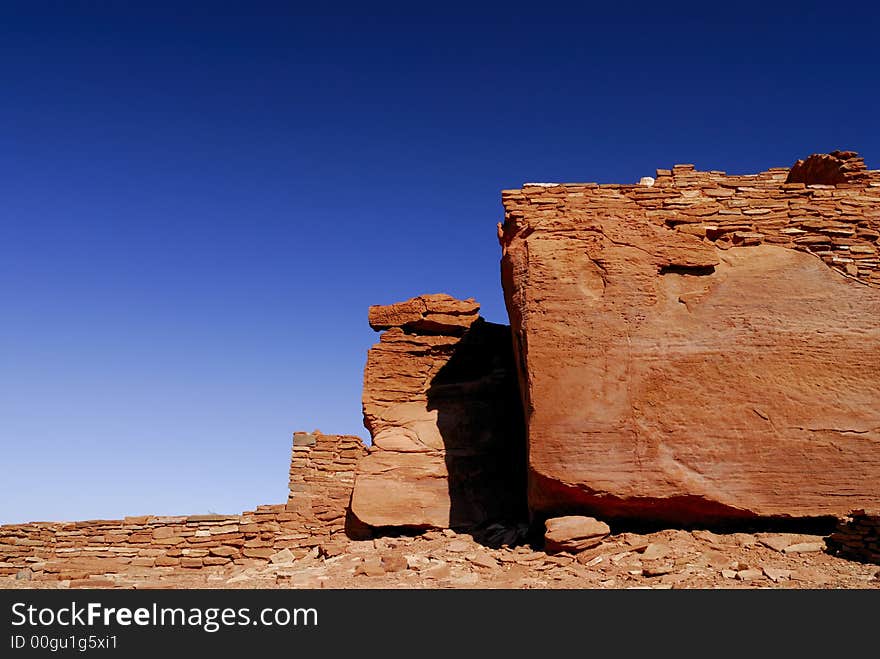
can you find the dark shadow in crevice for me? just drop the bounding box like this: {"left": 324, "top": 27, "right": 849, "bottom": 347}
{"left": 659, "top": 264, "right": 716, "bottom": 276}
{"left": 425, "top": 319, "right": 529, "bottom": 547}
{"left": 567, "top": 513, "right": 838, "bottom": 538}
{"left": 528, "top": 470, "right": 842, "bottom": 541}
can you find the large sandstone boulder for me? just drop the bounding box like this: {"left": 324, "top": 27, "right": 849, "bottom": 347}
{"left": 500, "top": 155, "right": 880, "bottom": 524}
{"left": 350, "top": 294, "right": 526, "bottom": 529}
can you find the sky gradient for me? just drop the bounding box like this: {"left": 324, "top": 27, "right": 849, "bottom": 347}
{"left": 2, "top": 2, "right": 878, "bottom": 523}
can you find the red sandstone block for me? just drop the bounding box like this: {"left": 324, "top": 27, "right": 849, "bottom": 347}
{"left": 151, "top": 527, "right": 179, "bottom": 540}
{"left": 59, "top": 571, "right": 90, "bottom": 580}
{"left": 32, "top": 572, "right": 61, "bottom": 581}
{"left": 186, "top": 532, "right": 244, "bottom": 545}
{"left": 203, "top": 557, "right": 232, "bottom": 566}
{"left": 185, "top": 514, "right": 239, "bottom": 523}
{"left": 102, "top": 533, "right": 130, "bottom": 543}
{"left": 274, "top": 513, "right": 302, "bottom": 522}
{"left": 69, "top": 579, "right": 116, "bottom": 588}
{"left": 76, "top": 520, "right": 119, "bottom": 528}
{"left": 255, "top": 505, "right": 285, "bottom": 514}
{"left": 152, "top": 537, "right": 184, "bottom": 546}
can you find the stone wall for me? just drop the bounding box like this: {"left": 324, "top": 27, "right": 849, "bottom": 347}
{"left": 0, "top": 432, "right": 366, "bottom": 586}
{"left": 501, "top": 150, "right": 880, "bottom": 287}
{"left": 827, "top": 510, "right": 880, "bottom": 564}
{"left": 288, "top": 431, "right": 369, "bottom": 541}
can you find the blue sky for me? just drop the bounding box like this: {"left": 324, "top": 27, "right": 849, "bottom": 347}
{"left": 2, "top": 2, "right": 878, "bottom": 523}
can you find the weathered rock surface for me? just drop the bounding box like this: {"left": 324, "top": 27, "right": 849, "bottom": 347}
{"left": 351, "top": 295, "right": 526, "bottom": 529}
{"left": 544, "top": 516, "right": 610, "bottom": 553}
{"left": 367, "top": 294, "right": 480, "bottom": 334}
{"left": 5, "top": 525, "right": 878, "bottom": 590}
{"left": 500, "top": 153, "right": 880, "bottom": 524}
{"left": 786, "top": 150, "right": 871, "bottom": 186}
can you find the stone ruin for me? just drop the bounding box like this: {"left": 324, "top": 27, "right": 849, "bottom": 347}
{"left": 1, "top": 150, "right": 878, "bottom": 585}
{"left": 0, "top": 433, "right": 365, "bottom": 585}
{"left": 499, "top": 148, "right": 880, "bottom": 525}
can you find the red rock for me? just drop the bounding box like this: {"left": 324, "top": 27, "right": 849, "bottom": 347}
{"left": 642, "top": 564, "right": 674, "bottom": 577}
{"left": 759, "top": 536, "right": 794, "bottom": 553}
{"left": 352, "top": 451, "right": 450, "bottom": 528}
{"left": 641, "top": 543, "right": 671, "bottom": 561}
{"left": 783, "top": 542, "right": 825, "bottom": 554}
{"left": 380, "top": 553, "right": 408, "bottom": 572}
{"left": 469, "top": 551, "right": 498, "bottom": 569}
{"left": 786, "top": 150, "right": 869, "bottom": 185}
{"left": 242, "top": 548, "right": 275, "bottom": 559}
{"left": 269, "top": 548, "right": 295, "bottom": 564}
{"left": 500, "top": 157, "right": 880, "bottom": 525}
{"left": 736, "top": 569, "right": 763, "bottom": 582}
{"left": 762, "top": 566, "right": 792, "bottom": 583}
{"left": 69, "top": 578, "right": 116, "bottom": 588}
{"left": 354, "top": 557, "right": 385, "bottom": 577}
{"left": 423, "top": 561, "right": 451, "bottom": 579}
{"left": 351, "top": 295, "right": 526, "bottom": 529}
{"left": 154, "top": 556, "right": 179, "bottom": 567}
{"left": 367, "top": 293, "right": 480, "bottom": 334}
{"left": 544, "top": 516, "right": 610, "bottom": 554}
{"left": 202, "top": 557, "right": 231, "bottom": 566}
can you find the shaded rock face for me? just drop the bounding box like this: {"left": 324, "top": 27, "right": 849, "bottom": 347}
{"left": 786, "top": 150, "right": 871, "bottom": 186}
{"left": 500, "top": 153, "right": 880, "bottom": 525}
{"left": 351, "top": 295, "right": 527, "bottom": 530}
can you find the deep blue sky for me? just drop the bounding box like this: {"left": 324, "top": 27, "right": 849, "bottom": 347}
{"left": 2, "top": 2, "right": 878, "bottom": 523}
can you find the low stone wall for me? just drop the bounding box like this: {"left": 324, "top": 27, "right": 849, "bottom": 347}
{"left": 0, "top": 432, "right": 367, "bottom": 586}
{"left": 501, "top": 150, "right": 880, "bottom": 288}
{"left": 827, "top": 510, "right": 880, "bottom": 564}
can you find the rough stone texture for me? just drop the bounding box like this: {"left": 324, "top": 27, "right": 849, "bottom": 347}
{"left": 4, "top": 526, "right": 878, "bottom": 589}
{"left": 351, "top": 295, "right": 526, "bottom": 530}
{"left": 500, "top": 152, "right": 880, "bottom": 524}
{"left": 288, "top": 431, "right": 368, "bottom": 539}
{"left": 367, "top": 293, "right": 480, "bottom": 334}
{"left": 0, "top": 433, "right": 366, "bottom": 582}
{"left": 544, "top": 516, "right": 610, "bottom": 554}
{"left": 827, "top": 510, "right": 880, "bottom": 564}
{"left": 787, "top": 150, "right": 871, "bottom": 186}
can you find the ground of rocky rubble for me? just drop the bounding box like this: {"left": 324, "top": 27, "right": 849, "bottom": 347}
{"left": 2, "top": 527, "right": 878, "bottom": 589}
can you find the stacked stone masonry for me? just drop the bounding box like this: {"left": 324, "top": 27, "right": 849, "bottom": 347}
{"left": 501, "top": 150, "right": 880, "bottom": 286}
{"left": 288, "top": 431, "right": 367, "bottom": 535}
{"left": 0, "top": 433, "right": 366, "bottom": 586}
{"left": 828, "top": 510, "right": 880, "bottom": 564}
